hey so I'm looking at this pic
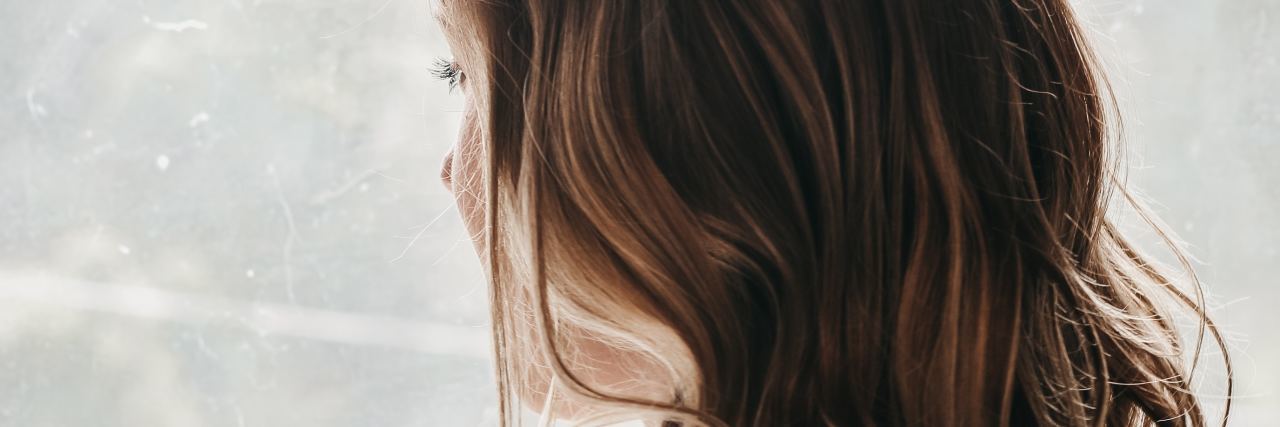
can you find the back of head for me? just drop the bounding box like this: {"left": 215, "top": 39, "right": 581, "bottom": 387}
{"left": 452, "top": 0, "right": 1230, "bottom": 425}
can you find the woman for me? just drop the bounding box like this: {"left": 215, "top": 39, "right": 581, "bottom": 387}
{"left": 433, "top": 0, "right": 1232, "bottom": 425}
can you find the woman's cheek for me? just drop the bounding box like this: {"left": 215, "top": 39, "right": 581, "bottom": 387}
{"left": 452, "top": 97, "right": 488, "bottom": 259}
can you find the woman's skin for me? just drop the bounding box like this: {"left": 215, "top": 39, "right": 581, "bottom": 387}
{"left": 436, "top": 20, "right": 484, "bottom": 258}
{"left": 436, "top": 5, "right": 667, "bottom": 416}
{"left": 438, "top": 80, "right": 662, "bottom": 417}
{"left": 439, "top": 92, "right": 485, "bottom": 257}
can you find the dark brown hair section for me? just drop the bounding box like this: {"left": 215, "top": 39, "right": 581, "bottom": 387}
{"left": 462, "top": 0, "right": 1232, "bottom": 425}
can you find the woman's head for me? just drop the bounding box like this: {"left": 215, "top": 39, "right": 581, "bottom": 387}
{"left": 436, "top": 0, "right": 1230, "bottom": 425}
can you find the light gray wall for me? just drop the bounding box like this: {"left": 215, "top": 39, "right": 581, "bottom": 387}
{"left": 0, "top": 0, "right": 1274, "bottom": 425}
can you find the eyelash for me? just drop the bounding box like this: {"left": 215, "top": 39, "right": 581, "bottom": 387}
{"left": 431, "top": 58, "right": 464, "bottom": 91}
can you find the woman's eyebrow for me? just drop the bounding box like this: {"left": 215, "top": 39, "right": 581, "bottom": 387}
{"left": 432, "top": 10, "right": 446, "bottom": 29}
{"left": 432, "top": 0, "right": 452, "bottom": 31}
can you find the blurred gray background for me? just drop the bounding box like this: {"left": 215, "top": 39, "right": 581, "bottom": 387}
{"left": 0, "top": 0, "right": 1275, "bottom": 425}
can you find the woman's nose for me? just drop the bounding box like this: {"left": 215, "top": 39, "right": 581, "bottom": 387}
{"left": 440, "top": 149, "right": 455, "bottom": 188}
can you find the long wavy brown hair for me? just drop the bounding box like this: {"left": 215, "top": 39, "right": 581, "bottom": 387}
{"left": 442, "top": 0, "right": 1232, "bottom": 425}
